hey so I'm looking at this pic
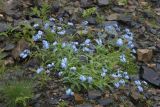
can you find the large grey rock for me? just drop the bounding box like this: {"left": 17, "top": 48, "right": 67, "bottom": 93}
{"left": 140, "top": 66, "right": 160, "bottom": 87}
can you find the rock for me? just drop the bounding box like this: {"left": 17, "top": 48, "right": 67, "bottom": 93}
{"left": 106, "top": 13, "right": 119, "bottom": 21}
{"left": 137, "top": 49, "right": 153, "bottom": 62}
{"left": 4, "top": 43, "right": 15, "bottom": 51}
{"left": 97, "top": 0, "right": 109, "bottom": 6}
{"left": 25, "top": 58, "right": 40, "bottom": 68}
{"left": 80, "top": 0, "right": 93, "bottom": 8}
{"left": 4, "top": 57, "right": 14, "bottom": 65}
{"left": 140, "top": 66, "right": 160, "bottom": 87}
{"left": 75, "top": 104, "right": 93, "bottom": 107}
{"left": 147, "top": 63, "right": 156, "bottom": 68}
{"left": 11, "top": 39, "right": 29, "bottom": 60}
{"left": 87, "top": 17, "right": 97, "bottom": 25}
{"left": 0, "top": 22, "right": 8, "bottom": 32}
{"left": 117, "top": 14, "right": 132, "bottom": 23}
{"left": 88, "top": 90, "right": 102, "bottom": 100}
{"left": 98, "top": 98, "right": 113, "bottom": 106}
{"left": 130, "top": 90, "right": 141, "bottom": 101}
{"left": 74, "top": 93, "right": 84, "bottom": 104}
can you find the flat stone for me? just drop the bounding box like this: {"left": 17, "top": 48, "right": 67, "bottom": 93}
{"left": 88, "top": 90, "right": 102, "bottom": 100}
{"left": 140, "top": 66, "right": 160, "bottom": 87}
{"left": 87, "top": 17, "right": 97, "bottom": 25}
{"left": 98, "top": 98, "right": 113, "bottom": 106}
{"left": 137, "top": 49, "right": 153, "bottom": 62}
{"left": 97, "top": 0, "right": 109, "bottom": 6}
{"left": 106, "top": 13, "right": 119, "bottom": 21}
{"left": 117, "top": 14, "right": 132, "bottom": 23}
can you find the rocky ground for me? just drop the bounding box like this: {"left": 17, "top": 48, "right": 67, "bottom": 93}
{"left": 0, "top": 0, "right": 160, "bottom": 107}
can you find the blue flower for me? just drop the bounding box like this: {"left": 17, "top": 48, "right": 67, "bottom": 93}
{"left": 95, "top": 38, "right": 102, "bottom": 46}
{"left": 134, "top": 80, "right": 141, "bottom": 86}
{"left": 68, "top": 22, "right": 74, "bottom": 26}
{"left": 38, "top": 30, "right": 43, "bottom": 36}
{"left": 44, "top": 23, "right": 50, "bottom": 29}
{"left": 66, "top": 88, "right": 74, "bottom": 96}
{"left": 58, "top": 72, "right": 63, "bottom": 76}
{"left": 59, "top": 17, "right": 63, "bottom": 22}
{"left": 47, "top": 63, "right": 54, "bottom": 69}
{"left": 116, "top": 38, "right": 123, "bottom": 47}
{"left": 61, "top": 57, "right": 68, "bottom": 69}
{"left": 70, "top": 67, "right": 76, "bottom": 72}
{"left": 42, "top": 40, "right": 50, "bottom": 49}
{"left": 84, "top": 39, "right": 91, "bottom": 46}
{"left": 33, "top": 23, "right": 39, "bottom": 28}
{"left": 87, "top": 76, "right": 93, "bottom": 83}
{"left": 142, "top": 81, "right": 148, "bottom": 85}
{"left": 114, "top": 82, "right": 120, "bottom": 88}
{"left": 102, "top": 67, "right": 108, "bottom": 73}
{"left": 119, "top": 79, "right": 125, "bottom": 85}
{"left": 79, "top": 75, "right": 87, "bottom": 82}
{"left": 82, "top": 47, "right": 93, "bottom": 53}
{"left": 127, "top": 41, "right": 134, "bottom": 49}
{"left": 137, "top": 86, "right": 143, "bottom": 92}
{"left": 120, "top": 54, "right": 126, "bottom": 63}
{"left": 123, "top": 34, "right": 133, "bottom": 41}
{"left": 19, "top": 49, "right": 30, "bottom": 59}
{"left": 71, "top": 44, "right": 78, "bottom": 52}
{"left": 49, "top": 17, "right": 55, "bottom": 22}
{"left": 101, "top": 72, "right": 106, "bottom": 77}
{"left": 53, "top": 41, "right": 58, "bottom": 46}
{"left": 36, "top": 67, "right": 44, "bottom": 74}
{"left": 81, "top": 21, "right": 88, "bottom": 26}
{"left": 57, "top": 30, "right": 66, "bottom": 35}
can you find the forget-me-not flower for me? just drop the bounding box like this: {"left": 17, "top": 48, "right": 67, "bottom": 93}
{"left": 114, "top": 82, "right": 120, "bottom": 88}
{"left": 61, "top": 57, "right": 68, "bottom": 69}
{"left": 68, "top": 22, "right": 74, "bottom": 26}
{"left": 36, "top": 67, "right": 44, "bottom": 74}
{"left": 47, "top": 63, "right": 54, "bottom": 69}
{"left": 101, "top": 72, "right": 106, "bottom": 77}
{"left": 66, "top": 88, "right": 74, "bottom": 96}
{"left": 42, "top": 40, "right": 50, "bottom": 49}
{"left": 137, "top": 86, "right": 143, "bottom": 92}
{"left": 19, "top": 49, "right": 31, "bottom": 59}
{"left": 134, "top": 80, "right": 141, "bottom": 86}
{"left": 116, "top": 38, "right": 123, "bottom": 47}
{"left": 57, "top": 30, "right": 66, "bottom": 35}
{"left": 95, "top": 38, "right": 103, "bottom": 46}
{"left": 120, "top": 54, "right": 126, "bottom": 63}
{"left": 58, "top": 71, "right": 63, "bottom": 77}
{"left": 70, "top": 67, "right": 77, "bottom": 72}
{"left": 33, "top": 23, "right": 39, "bottom": 28}
{"left": 87, "top": 76, "right": 93, "bottom": 83}
{"left": 80, "top": 75, "right": 87, "bottom": 82}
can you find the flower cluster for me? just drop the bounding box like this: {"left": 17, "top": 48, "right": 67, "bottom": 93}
{"left": 33, "top": 30, "right": 43, "bottom": 41}
{"left": 79, "top": 75, "right": 93, "bottom": 83}
{"left": 66, "top": 88, "right": 74, "bottom": 96}
{"left": 112, "top": 70, "right": 130, "bottom": 88}
{"left": 101, "top": 67, "right": 108, "bottom": 77}
{"left": 19, "top": 49, "right": 31, "bottom": 59}
{"left": 134, "top": 80, "right": 144, "bottom": 92}
{"left": 61, "top": 57, "right": 68, "bottom": 69}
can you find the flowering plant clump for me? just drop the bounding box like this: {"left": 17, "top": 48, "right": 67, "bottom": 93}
{"left": 24, "top": 16, "right": 140, "bottom": 94}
